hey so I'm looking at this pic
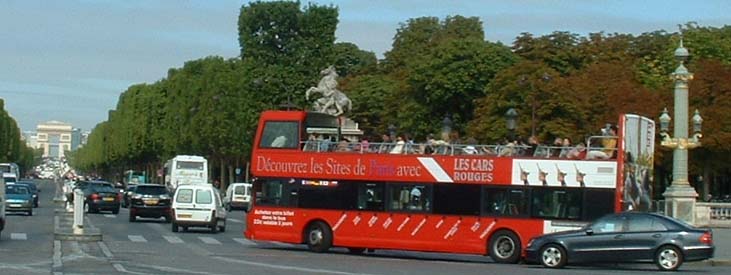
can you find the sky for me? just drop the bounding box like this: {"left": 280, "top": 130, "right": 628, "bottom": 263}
{"left": 1, "top": 0, "right": 730, "bottom": 132}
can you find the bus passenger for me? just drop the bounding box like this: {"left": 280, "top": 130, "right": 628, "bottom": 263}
{"left": 586, "top": 125, "right": 617, "bottom": 160}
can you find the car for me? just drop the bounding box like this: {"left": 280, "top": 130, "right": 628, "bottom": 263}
{"left": 128, "top": 184, "right": 172, "bottom": 222}
{"left": 17, "top": 181, "right": 39, "bottom": 208}
{"left": 77, "top": 181, "right": 121, "bottom": 214}
{"left": 223, "top": 182, "right": 252, "bottom": 212}
{"left": 1, "top": 179, "right": 7, "bottom": 233}
{"left": 524, "top": 212, "right": 715, "bottom": 271}
{"left": 5, "top": 183, "right": 33, "bottom": 216}
{"left": 121, "top": 184, "right": 137, "bottom": 208}
{"left": 171, "top": 184, "right": 226, "bottom": 233}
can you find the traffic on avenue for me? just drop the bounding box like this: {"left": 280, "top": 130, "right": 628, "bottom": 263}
{"left": 0, "top": 179, "right": 729, "bottom": 275}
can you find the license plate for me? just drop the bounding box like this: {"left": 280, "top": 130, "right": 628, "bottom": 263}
{"left": 143, "top": 199, "right": 159, "bottom": 205}
{"left": 177, "top": 214, "right": 192, "bottom": 219}
{"left": 103, "top": 197, "right": 114, "bottom": 202}
{"left": 9, "top": 204, "right": 21, "bottom": 207}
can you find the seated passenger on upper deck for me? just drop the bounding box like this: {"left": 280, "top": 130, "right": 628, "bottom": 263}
{"left": 586, "top": 125, "right": 618, "bottom": 160}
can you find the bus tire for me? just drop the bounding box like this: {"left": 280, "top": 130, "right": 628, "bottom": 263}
{"left": 489, "top": 230, "right": 521, "bottom": 264}
{"left": 306, "top": 221, "right": 332, "bottom": 253}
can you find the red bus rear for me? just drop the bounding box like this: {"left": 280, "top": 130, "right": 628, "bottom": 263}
{"left": 245, "top": 110, "right": 655, "bottom": 263}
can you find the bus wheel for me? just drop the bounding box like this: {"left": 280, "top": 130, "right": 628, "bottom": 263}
{"left": 489, "top": 230, "right": 521, "bottom": 264}
{"left": 306, "top": 221, "right": 332, "bottom": 253}
{"left": 347, "top": 247, "right": 366, "bottom": 254}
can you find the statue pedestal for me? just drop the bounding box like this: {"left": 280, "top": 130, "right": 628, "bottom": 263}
{"left": 663, "top": 184, "right": 698, "bottom": 225}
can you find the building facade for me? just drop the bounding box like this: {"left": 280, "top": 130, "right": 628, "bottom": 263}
{"left": 36, "top": 121, "right": 73, "bottom": 158}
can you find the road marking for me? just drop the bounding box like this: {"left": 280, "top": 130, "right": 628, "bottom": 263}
{"left": 104, "top": 214, "right": 116, "bottom": 218}
{"left": 98, "top": 242, "right": 114, "bottom": 258}
{"left": 198, "top": 237, "right": 221, "bottom": 245}
{"left": 163, "top": 235, "right": 184, "bottom": 244}
{"left": 128, "top": 235, "right": 147, "bottom": 242}
{"left": 53, "top": 240, "right": 62, "bottom": 269}
{"left": 228, "top": 218, "right": 244, "bottom": 224}
{"left": 233, "top": 238, "right": 255, "bottom": 246}
{"left": 112, "top": 263, "right": 127, "bottom": 273}
{"left": 10, "top": 233, "right": 27, "bottom": 240}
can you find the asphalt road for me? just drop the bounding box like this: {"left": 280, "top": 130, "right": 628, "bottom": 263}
{"left": 2, "top": 179, "right": 730, "bottom": 275}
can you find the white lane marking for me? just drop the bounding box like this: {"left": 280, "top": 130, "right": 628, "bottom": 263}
{"left": 104, "top": 214, "right": 116, "bottom": 218}
{"left": 228, "top": 218, "right": 244, "bottom": 224}
{"left": 112, "top": 263, "right": 127, "bottom": 272}
{"left": 10, "top": 233, "right": 27, "bottom": 240}
{"left": 98, "top": 241, "right": 114, "bottom": 258}
{"left": 128, "top": 235, "right": 147, "bottom": 242}
{"left": 213, "top": 256, "right": 378, "bottom": 275}
{"left": 53, "top": 240, "right": 62, "bottom": 268}
{"left": 417, "top": 157, "right": 454, "bottom": 183}
{"left": 198, "top": 236, "right": 221, "bottom": 245}
{"left": 163, "top": 235, "right": 184, "bottom": 244}
{"left": 233, "top": 238, "right": 255, "bottom": 246}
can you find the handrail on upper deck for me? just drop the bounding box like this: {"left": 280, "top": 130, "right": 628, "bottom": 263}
{"left": 299, "top": 136, "right": 618, "bottom": 160}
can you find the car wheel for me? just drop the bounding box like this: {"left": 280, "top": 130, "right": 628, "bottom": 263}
{"left": 112, "top": 207, "right": 119, "bottom": 214}
{"left": 219, "top": 220, "right": 226, "bottom": 233}
{"left": 489, "top": 230, "right": 521, "bottom": 264}
{"left": 182, "top": 226, "right": 188, "bottom": 232}
{"left": 210, "top": 222, "right": 218, "bottom": 233}
{"left": 129, "top": 213, "right": 136, "bottom": 222}
{"left": 28, "top": 209, "right": 33, "bottom": 216}
{"left": 306, "top": 221, "right": 333, "bottom": 253}
{"left": 655, "top": 245, "right": 683, "bottom": 271}
{"left": 171, "top": 222, "right": 179, "bottom": 232}
{"left": 540, "top": 244, "right": 567, "bottom": 268}
{"left": 164, "top": 215, "right": 172, "bottom": 223}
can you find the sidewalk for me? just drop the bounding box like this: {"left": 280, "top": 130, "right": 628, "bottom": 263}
{"left": 708, "top": 227, "right": 731, "bottom": 266}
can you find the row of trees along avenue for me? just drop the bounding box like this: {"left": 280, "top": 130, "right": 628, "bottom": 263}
{"left": 0, "top": 99, "right": 38, "bottom": 173}
{"left": 70, "top": 1, "right": 731, "bottom": 199}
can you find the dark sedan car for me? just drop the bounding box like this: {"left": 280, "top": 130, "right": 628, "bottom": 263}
{"left": 128, "top": 184, "right": 171, "bottom": 222}
{"left": 78, "top": 181, "right": 121, "bottom": 214}
{"left": 525, "top": 212, "right": 714, "bottom": 271}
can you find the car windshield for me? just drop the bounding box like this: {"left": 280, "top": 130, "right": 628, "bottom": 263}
{"left": 7, "top": 185, "right": 29, "bottom": 194}
{"left": 92, "top": 184, "right": 116, "bottom": 192}
{"left": 136, "top": 186, "right": 168, "bottom": 195}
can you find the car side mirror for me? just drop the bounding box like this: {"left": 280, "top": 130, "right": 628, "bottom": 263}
{"left": 585, "top": 228, "right": 594, "bottom": 236}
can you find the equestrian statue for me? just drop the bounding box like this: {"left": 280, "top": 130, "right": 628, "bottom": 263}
{"left": 305, "top": 65, "right": 352, "bottom": 117}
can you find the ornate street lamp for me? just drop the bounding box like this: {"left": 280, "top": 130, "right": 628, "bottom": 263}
{"left": 505, "top": 108, "right": 518, "bottom": 141}
{"left": 660, "top": 30, "right": 703, "bottom": 225}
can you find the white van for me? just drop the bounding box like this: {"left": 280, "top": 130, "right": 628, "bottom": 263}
{"left": 171, "top": 185, "right": 226, "bottom": 233}
{"left": 223, "top": 183, "right": 252, "bottom": 212}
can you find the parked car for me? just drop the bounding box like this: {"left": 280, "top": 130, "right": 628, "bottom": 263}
{"left": 128, "top": 184, "right": 171, "bottom": 222}
{"left": 5, "top": 183, "right": 33, "bottom": 216}
{"left": 171, "top": 184, "right": 226, "bottom": 233}
{"left": 223, "top": 182, "right": 251, "bottom": 212}
{"left": 77, "top": 181, "right": 121, "bottom": 214}
{"left": 17, "top": 181, "right": 39, "bottom": 208}
{"left": 525, "top": 212, "right": 714, "bottom": 271}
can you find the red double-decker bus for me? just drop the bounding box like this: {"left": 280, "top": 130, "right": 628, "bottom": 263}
{"left": 245, "top": 111, "right": 655, "bottom": 263}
